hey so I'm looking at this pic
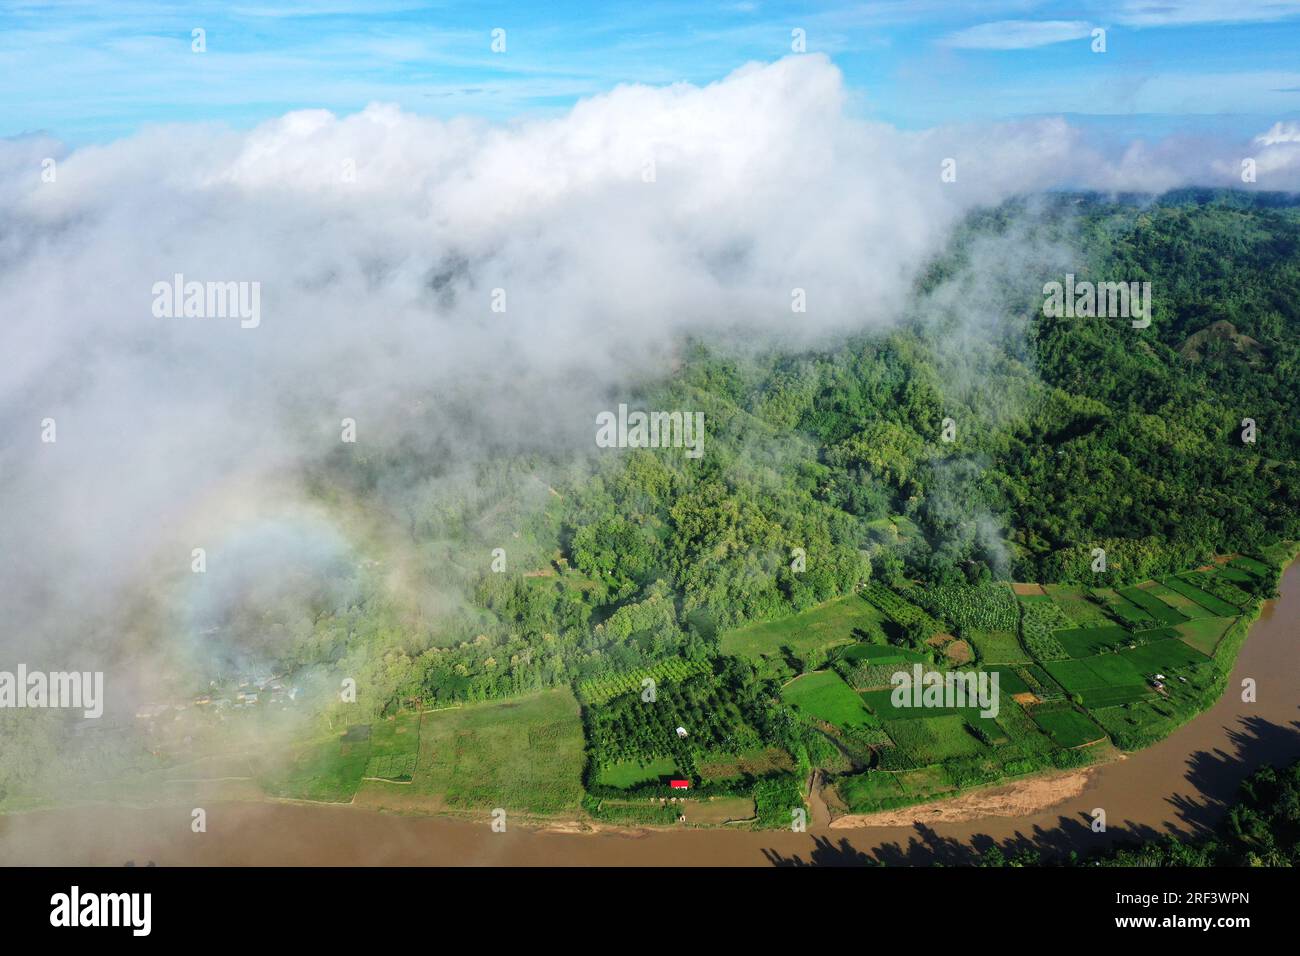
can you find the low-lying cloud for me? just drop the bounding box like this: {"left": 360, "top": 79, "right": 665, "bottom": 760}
{"left": 1, "top": 53, "right": 1297, "bottom": 675}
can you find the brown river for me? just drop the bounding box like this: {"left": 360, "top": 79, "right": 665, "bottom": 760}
{"left": 4, "top": 563, "right": 1298, "bottom": 866}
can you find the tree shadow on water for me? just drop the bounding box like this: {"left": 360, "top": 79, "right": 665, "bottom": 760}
{"left": 1170, "top": 711, "right": 1300, "bottom": 832}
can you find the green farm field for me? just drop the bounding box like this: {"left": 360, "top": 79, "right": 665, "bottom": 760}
{"left": 1029, "top": 704, "right": 1105, "bottom": 748}
{"left": 968, "top": 629, "right": 1029, "bottom": 663}
{"left": 1054, "top": 625, "right": 1131, "bottom": 658}
{"left": 782, "top": 670, "right": 876, "bottom": 728}
{"left": 1042, "top": 585, "right": 1114, "bottom": 627}
{"left": 1161, "top": 576, "right": 1241, "bottom": 617}
{"left": 721, "top": 593, "right": 887, "bottom": 664}
{"left": 594, "top": 755, "right": 680, "bottom": 788}
{"left": 883, "top": 714, "right": 987, "bottom": 763}
{"left": 1143, "top": 580, "right": 1217, "bottom": 619}
{"left": 406, "top": 688, "right": 586, "bottom": 815}
{"left": 1118, "top": 586, "right": 1187, "bottom": 625}
{"left": 1174, "top": 616, "right": 1237, "bottom": 655}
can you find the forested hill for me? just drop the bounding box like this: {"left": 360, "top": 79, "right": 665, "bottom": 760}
{"left": 7, "top": 192, "right": 1298, "bottom": 813}
{"left": 317, "top": 190, "right": 1300, "bottom": 711}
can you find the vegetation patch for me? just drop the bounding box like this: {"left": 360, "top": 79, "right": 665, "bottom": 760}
{"left": 782, "top": 671, "right": 876, "bottom": 729}
{"left": 409, "top": 688, "right": 585, "bottom": 815}
{"left": 263, "top": 737, "right": 371, "bottom": 803}
{"left": 1054, "top": 625, "right": 1132, "bottom": 658}
{"left": 967, "top": 629, "right": 1029, "bottom": 663}
{"left": 720, "top": 593, "right": 885, "bottom": 668}
{"left": 1174, "top": 616, "right": 1237, "bottom": 656}
{"left": 882, "top": 715, "right": 988, "bottom": 763}
{"left": 837, "top": 769, "right": 906, "bottom": 812}
{"left": 1092, "top": 588, "right": 1156, "bottom": 628}
{"left": 860, "top": 583, "right": 945, "bottom": 637}
{"left": 1144, "top": 581, "right": 1216, "bottom": 619}
{"left": 1029, "top": 704, "right": 1105, "bottom": 749}
{"left": 594, "top": 756, "right": 680, "bottom": 789}
{"left": 1042, "top": 585, "right": 1113, "bottom": 627}
{"left": 1018, "top": 596, "right": 1072, "bottom": 660}
{"left": 904, "top": 582, "right": 1019, "bottom": 632}
{"left": 1161, "top": 576, "right": 1241, "bottom": 617}
{"left": 1118, "top": 586, "right": 1187, "bottom": 625}
{"left": 577, "top": 657, "right": 712, "bottom": 705}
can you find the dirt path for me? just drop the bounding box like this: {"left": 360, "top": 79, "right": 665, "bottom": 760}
{"left": 806, "top": 771, "right": 833, "bottom": 829}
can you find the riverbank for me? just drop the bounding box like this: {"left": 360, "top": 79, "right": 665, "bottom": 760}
{"left": 4, "top": 558, "right": 1297, "bottom": 865}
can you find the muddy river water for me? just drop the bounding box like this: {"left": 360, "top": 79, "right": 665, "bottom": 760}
{"left": 4, "top": 563, "right": 1298, "bottom": 866}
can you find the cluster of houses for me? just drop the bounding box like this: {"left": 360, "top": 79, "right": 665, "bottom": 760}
{"left": 134, "top": 673, "right": 298, "bottom": 721}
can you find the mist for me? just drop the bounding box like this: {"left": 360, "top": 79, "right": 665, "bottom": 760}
{"left": 2, "top": 52, "right": 1297, "bottom": 718}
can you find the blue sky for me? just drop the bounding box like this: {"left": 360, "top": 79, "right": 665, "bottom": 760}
{"left": 3, "top": 0, "right": 1299, "bottom": 143}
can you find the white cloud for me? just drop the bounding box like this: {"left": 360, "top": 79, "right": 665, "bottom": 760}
{"left": 939, "top": 19, "right": 1093, "bottom": 50}
{"left": 1255, "top": 120, "right": 1300, "bottom": 145}
{"left": 1, "top": 54, "right": 1297, "bottom": 666}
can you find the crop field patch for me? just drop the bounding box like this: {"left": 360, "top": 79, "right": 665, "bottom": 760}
{"left": 365, "top": 752, "right": 418, "bottom": 781}
{"left": 1077, "top": 684, "right": 1151, "bottom": 708}
{"left": 696, "top": 746, "right": 794, "bottom": 781}
{"left": 1229, "top": 556, "right": 1271, "bottom": 578}
{"left": 1018, "top": 597, "right": 1072, "bottom": 660}
{"left": 1094, "top": 589, "right": 1155, "bottom": 628}
{"left": 1160, "top": 576, "right": 1241, "bottom": 617}
{"left": 860, "top": 583, "right": 946, "bottom": 636}
{"left": 577, "top": 657, "right": 712, "bottom": 705}
{"left": 1042, "top": 654, "right": 1150, "bottom": 709}
{"left": 1197, "top": 571, "right": 1255, "bottom": 608}
{"left": 1042, "top": 659, "right": 1106, "bottom": 697}
{"left": 1174, "top": 616, "right": 1237, "bottom": 655}
{"left": 835, "top": 643, "right": 926, "bottom": 665}
{"left": 968, "top": 630, "right": 1029, "bottom": 663}
{"left": 860, "top": 686, "right": 1003, "bottom": 725}
{"left": 882, "top": 715, "right": 987, "bottom": 763}
{"left": 1091, "top": 700, "right": 1178, "bottom": 742}
{"left": 1029, "top": 705, "right": 1105, "bottom": 748}
{"left": 264, "top": 739, "right": 372, "bottom": 802}
{"left": 595, "top": 756, "right": 680, "bottom": 788}
{"left": 1143, "top": 581, "right": 1216, "bottom": 619}
{"left": 1121, "top": 638, "right": 1211, "bottom": 675}
{"left": 981, "top": 664, "right": 1031, "bottom": 696}
{"left": 1044, "top": 587, "right": 1114, "bottom": 627}
{"left": 837, "top": 769, "right": 906, "bottom": 811}
{"left": 411, "top": 688, "right": 585, "bottom": 814}
{"left": 1018, "top": 663, "right": 1066, "bottom": 699}
{"left": 1118, "top": 586, "right": 1187, "bottom": 625}
{"left": 905, "top": 582, "right": 1020, "bottom": 632}
{"left": 1054, "top": 625, "right": 1131, "bottom": 658}
{"left": 782, "top": 671, "right": 877, "bottom": 728}
{"left": 720, "top": 593, "right": 885, "bottom": 664}
{"left": 1215, "top": 566, "right": 1256, "bottom": 584}
{"left": 1080, "top": 653, "right": 1147, "bottom": 686}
